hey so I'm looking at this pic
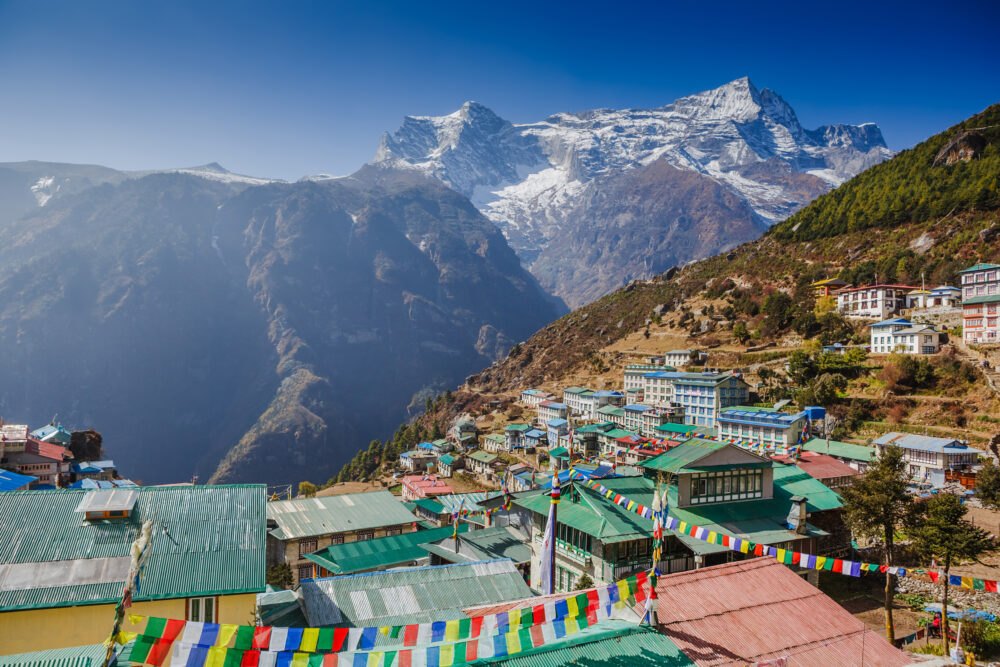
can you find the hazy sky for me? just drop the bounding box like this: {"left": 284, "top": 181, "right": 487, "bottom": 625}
{"left": 0, "top": 0, "right": 997, "bottom": 180}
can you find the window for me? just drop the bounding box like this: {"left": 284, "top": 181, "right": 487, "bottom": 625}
{"left": 386, "top": 527, "right": 402, "bottom": 536}
{"left": 356, "top": 531, "right": 374, "bottom": 541}
{"left": 690, "top": 469, "right": 763, "bottom": 504}
{"left": 330, "top": 534, "right": 345, "bottom": 545}
{"left": 188, "top": 596, "right": 216, "bottom": 623}
{"left": 298, "top": 539, "right": 318, "bottom": 558}
{"left": 297, "top": 565, "right": 314, "bottom": 581}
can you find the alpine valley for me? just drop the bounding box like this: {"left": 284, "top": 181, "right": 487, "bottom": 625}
{"left": 0, "top": 78, "right": 891, "bottom": 485}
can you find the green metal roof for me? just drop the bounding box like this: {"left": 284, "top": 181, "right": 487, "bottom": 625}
{"left": 653, "top": 423, "right": 699, "bottom": 435}
{"left": 419, "top": 526, "right": 531, "bottom": 565}
{"left": 468, "top": 620, "right": 695, "bottom": 666}
{"left": 413, "top": 498, "right": 446, "bottom": 514}
{"left": 597, "top": 405, "right": 625, "bottom": 417}
{"left": 562, "top": 387, "right": 590, "bottom": 395}
{"left": 961, "top": 294, "right": 1000, "bottom": 305}
{"left": 304, "top": 525, "right": 466, "bottom": 575}
{"left": 432, "top": 439, "right": 450, "bottom": 447}
{"left": 514, "top": 483, "right": 651, "bottom": 543}
{"left": 960, "top": 263, "right": 1000, "bottom": 273}
{"left": 468, "top": 450, "right": 498, "bottom": 464}
{"left": 267, "top": 490, "right": 418, "bottom": 540}
{"left": 484, "top": 434, "right": 505, "bottom": 444}
{"left": 640, "top": 438, "right": 733, "bottom": 474}
{"left": 0, "top": 485, "right": 266, "bottom": 612}
{"left": 505, "top": 424, "right": 532, "bottom": 432}
{"left": 548, "top": 447, "right": 569, "bottom": 458}
{"left": 438, "top": 454, "right": 456, "bottom": 466}
{"left": 603, "top": 428, "right": 638, "bottom": 439}
{"left": 0, "top": 644, "right": 111, "bottom": 667}
{"left": 801, "top": 438, "right": 877, "bottom": 463}
{"left": 299, "top": 560, "right": 533, "bottom": 627}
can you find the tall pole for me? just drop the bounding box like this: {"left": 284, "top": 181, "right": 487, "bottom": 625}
{"left": 540, "top": 474, "right": 559, "bottom": 594}
{"left": 102, "top": 520, "right": 153, "bottom": 667}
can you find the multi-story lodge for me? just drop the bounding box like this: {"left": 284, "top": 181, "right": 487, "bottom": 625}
{"left": 811, "top": 277, "right": 849, "bottom": 297}
{"left": 836, "top": 284, "right": 916, "bottom": 319}
{"left": 868, "top": 318, "right": 942, "bottom": 354}
{"left": 873, "top": 432, "right": 980, "bottom": 479}
{"left": 519, "top": 389, "right": 555, "bottom": 407}
{"left": 623, "top": 364, "right": 673, "bottom": 394}
{"left": 536, "top": 400, "right": 569, "bottom": 425}
{"left": 669, "top": 372, "right": 750, "bottom": 428}
{"left": 717, "top": 406, "right": 808, "bottom": 449}
{"left": 960, "top": 263, "right": 1000, "bottom": 343}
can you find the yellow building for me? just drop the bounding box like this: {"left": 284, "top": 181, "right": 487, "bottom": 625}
{"left": 0, "top": 484, "right": 266, "bottom": 655}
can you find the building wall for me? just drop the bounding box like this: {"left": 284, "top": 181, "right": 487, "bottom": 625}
{"left": 0, "top": 593, "right": 257, "bottom": 654}
{"left": 276, "top": 523, "right": 416, "bottom": 584}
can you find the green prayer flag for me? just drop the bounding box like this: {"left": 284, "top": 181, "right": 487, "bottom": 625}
{"left": 627, "top": 576, "right": 638, "bottom": 595}
{"left": 458, "top": 617, "right": 471, "bottom": 638}
{"left": 307, "top": 654, "right": 325, "bottom": 667}
{"left": 823, "top": 558, "right": 834, "bottom": 571}
{"left": 519, "top": 612, "right": 532, "bottom": 629}
{"left": 222, "top": 648, "right": 243, "bottom": 667}
{"left": 384, "top": 651, "right": 398, "bottom": 667}
{"left": 317, "top": 628, "right": 335, "bottom": 651}
{"left": 389, "top": 626, "right": 403, "bottom": 639}
{"left": 782, "top": 551, "right": 793, "bottom": 565}
{"left": 234, "top": 626, "right": 255, "bottom": 650}
{"left": 575, "top": 593, "right": 589, "bottom": 615}
{"left": 144, "top": 618, "right": 167, "bottom": 639}
{"left": 517, "top": 627, "right": 533, "bottom": 648}
{"left": 129, "top": 635, "right": 155, "bottom": 663}
{"left": 974, "top": 578, "right": 986, "bottom": 591}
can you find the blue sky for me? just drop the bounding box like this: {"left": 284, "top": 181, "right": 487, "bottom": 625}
{"left": 0, "top": 0, "right": 996, "bottom": 180}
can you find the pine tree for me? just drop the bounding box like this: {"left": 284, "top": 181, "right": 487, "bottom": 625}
{"left": 910, "top": 493, "right": 994, "bottom": 654}
{"left": 840, "top": 446, "right": 917, "bottom": 642}
{"left": 976, "top": 459, "right": 1000, "bottom": 510}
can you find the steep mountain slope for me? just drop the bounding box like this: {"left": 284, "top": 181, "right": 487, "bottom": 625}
{"left": 0, "top": 171, "right": 562, "bottom": 484}
{"left": 335, "top": 102, "right": 1000, "bottom": 483}
{"left": 0, "top": 161, "right": 130, "bottom": 225}
{"left": 374, "top": 77, "right": 891, "bottom": 305}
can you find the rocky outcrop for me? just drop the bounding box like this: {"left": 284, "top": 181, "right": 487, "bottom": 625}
{"left": 933, "top": 130, "right": 987, "bottom": 167}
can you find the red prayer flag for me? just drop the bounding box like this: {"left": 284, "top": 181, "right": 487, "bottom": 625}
{"left": 398, "top": 650, "right": 412, "bottom": 667}
{"left": 986, "top": 580, "right": 998, "bottom": 593}
{"left": 241, "top": 651, "right": 261, "bottom": 667}
{"left": 253, "top": 627, "right": 271, "bottom": 650}
{"left": 470, "top": 616, "right": 483, "bottom": 638}
{"left": 403, "top": 625, "right": 418, "bottom": 647}
{"left": 332, "top": 628, "right": 349, "bottom": 651}
{"left": 879, "top": 565, "right": 888, "bottom": 573}
{"left": 635, "top": 571, "right": 648, "bottom": 588}
{"left": 791, "top": 552, "right": 801, "bottom": 565}
{"left": 529, "top": 624, "right": 544, "bottom": 647}
{"left": 464, "top": 640, "right": 478, "bottom": 662}
{"left": 928, "top": 572, "right": 939, "bottom": 583}
{"left": 162, "top": 619, "right": 186, "bottom": 641}
{"left": 585, "top": 589, "right": 599, "bottom": 610}
{"left": 833, "top": 559, "right": 844, "bottom": 573}
{"left": 147, "top": 638, "right": 174, "bottom": 667}
{"left": 533, "top": 604, "right": 545, "bottom": 624}
{"left": 754, "top": 544, "right": 763, "bottom": 556}
{"left": 322, "top": 655, "right": 339, "bottom": 667}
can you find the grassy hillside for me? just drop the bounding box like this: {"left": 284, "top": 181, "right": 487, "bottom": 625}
{"left": 331, "top": 101, "right": 1000, "bottom": 487}
{"left": 773, "top": 104, "right": 1000, "bottom": 241}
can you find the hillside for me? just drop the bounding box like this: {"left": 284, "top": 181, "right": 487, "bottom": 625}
{"left": 333, "top": 101, "right": 1000, "bottom": 485}
{"left": 0, "top": 171, "right": 562, "bottom": 485}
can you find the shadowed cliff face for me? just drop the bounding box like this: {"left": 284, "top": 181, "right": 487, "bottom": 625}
{"left": 0, "top": 171, "right": 563, "bottom": 484}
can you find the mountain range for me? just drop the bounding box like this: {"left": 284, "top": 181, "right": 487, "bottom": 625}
{"left": 374, "top": 77, "right": 891, "bottom": 306}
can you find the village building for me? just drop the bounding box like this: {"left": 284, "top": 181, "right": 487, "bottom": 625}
{"left": 28, "top": 424, "right": 73, "bottom": 446}
{"left": 70, "top": 459, "right": 118, "bottom": 482}
{"left": 523, "top": 428, "right": 547, "bottom": 450}
{"left": 544, "top": 417, "right": 568, "bottom": 447}
{"left": 623, "top": 364, "right": 668, "bottom": 393}
{"left": 960, "top": 263, "right": 1000, "bottom": 343}
{"left": 644, "top": 558, "right": 910, "bottom": 667}
{"left": 536, "top": 400, "right": 569, "bottom": 425}
{"left": 266, "top": 490, "right": 419, "bottom": 585}
{"left": 482, "top": 433, "right": 505, "bottom": 453}
{"left": 449, "top": 420, "right": 478, "bottom": 448}
{"left": 772, "top": 451, "right": 861, "bottom": 489}
{"left": 873, "top": 432, "right": 980, "bottom": 480}
{"left": 418, "top": 525, "right": 531, "bottom": 575}
{"left": 801, "top": 437, "right": 877, "bottom": 472}
{"left": 504, "top": 423, "right": 532, "bottom": 450}
{"left": 811, "top": 277, "right": 849, "bottom": 297}
{"left": 400, "top": 474, "right": 455, "bottom": 501}
{"left": 638, "top": 404, "right": 686, "bottom": 437}
{"left": 467, "top": 450, "right": 501, "bottom": 482}
{"left": 0, "top": 468, "right": 37, "bottom": 491}
{"left": 519, "top": 388, "right": 555, "bottom": 407}
{"left": 716, "top": 406, "right": 808, "bottom": 449}
{"left": 436, "top": 453, "right": 463, "bottom": 477}
{"left": 297, "top": 560, "right": 533, "bottom": 628}
{"left": 596, "top": 404, "right": 627, "bottom": 428}
{"left": 561, "top": 387, "right": 596, "bottom": 417}
{"left": 666, "top": 372, "right": 750, "bottom": 428}
{"left": 597, "top": 426, "right": 638, "bottom": 455}
{"left": 835, "top": 284, "right": 916, "bottom": 319}
{"left": 664, "top": 349, "right": 696, "bottom": 367}
{"left": 621, "top": 403, "right": 654, "bottom": 433}
{"left": 303, "top": 524, "right": 463, "bottom": 577}
{"left": 398, "top": 449, "right": 436, "bottom": 472}
{"left": 0, "top": 485, "right": 267, "bottom": 653}
{"left": 1, "top": 438, "right": 72, "bottom": 488}
{"left": 906, "top": 285, "right": 961, "bottom": 309}
{"left": 868, "top": 318, "right": 941, "bottom": 354}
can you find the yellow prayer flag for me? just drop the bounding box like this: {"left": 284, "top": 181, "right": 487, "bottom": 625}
{"left": 299, "top": 628, "right": 319, "bottom": 652}
{"left": 617, "top": 579, "right": 630, "bottom": 602}
{"left": 128, "top": 614, "right": 145, "bottom": 627}
{"left": 379, "top": 626, "right": 391, "bottom": 636}
{"left": 707, "top": 531, "right": 717, "bottom": 544}
{"left": 292, "top": 653, "right": 311, "bottom": 667}
{"left": 776, "top": 549, "right": 785, "bottom": 562}
{"left": 509, "top": 608, "right": 521, "bottom": 627}
{"left": 740, "top": 541, "right": 750, "bottom": 554}
{"left": 962, "top": 577, "right": 974, "bottom": 589}
{"left": 217, "top": 625, "right": 238, "bottom": 648}
{"left": 565, "top": 616, "right": 579, "bottom": 635}
{"left": 678, "top": 521, "right": 688, "bottom": 533}
{"left": 445, "top": 619, "right": 461, "bottom": 642}
{"left": 440, "top": 643, "right": 455, "bottom": 667}
{"left": 506, "top": 630, "right": 521, "bottom": 655}
{"left": 367, "top": 652, "right": 383, "bottom": 667}
{"left": 116, "top": 631, "right": 138, "bottom": 645}
{"left": 204, "top": 647, "right": 227, "bottom": 667}
{"left": 815, "top": 556, "right": 827, "bottom": 570}
{"left": 566, "top": 596, "right": 579, "bottom": 618}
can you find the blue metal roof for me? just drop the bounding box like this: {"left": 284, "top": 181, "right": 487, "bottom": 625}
{"left": 873, "top": 432, "right": 968, "bottom": 453}
{"left": 0, "top": 469, "right": 37, "bottom": 491}
{"left": 623, "top": 404, "right": 652, "bottom": 413}
{"left": 546, "top": 418, "right": 568, "bottom": 427}
{"left": 718, "top": 409, "right": 808, "bottom": 429}
{"left": 868, "top": 317, "right": 913, "bottom": 328}
{"left": 593, "top": 390, "right": 623, "bottom": 397}
{"left": 541, "top": 402, "right": 567, "bottom": 409}
{"left": 525, "top": 429, "right": 546, "bottom": 438}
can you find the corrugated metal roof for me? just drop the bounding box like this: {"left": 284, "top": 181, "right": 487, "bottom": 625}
{"left": 640, "top": 438, "right": 733, "bottom": 474}
{"left": 0, "top": 643, "right": 111, "bottom": 667}
{"left": 305, "top": 525, "right": 465, "bottom": 575}
{"left": 0, "top": 469, "right": 37, "bottom": 492}
{"left": 267, "top": 490, "right": 418, "bottom": 540}
{"left": 515, "top": 483, "right": 650, "bottom": 542}
{"left": 872, "top": 432, "right": 966, "bottom": 453}
{"left": 801, "top": 438, "right": 876, "bottom": 462}
{"left": 421, "top": 526, "right": 530, "bottom": 565}
{"left": 468, "top": 451, "right": 498, "bottom": 464}
{"left": 0, "top": 485, "right": 266, "bottom": 611}
{"left": 773, "top": 452, "right": 860, "bottom": 481}
{"left": 467, "top": 621, "right": 695, "bottom": 666}
{"left": 642, "top": 559, "right": 910, "bottom": 666}
{"left": 299, "top": 559, "right": 533, "bottom": 627}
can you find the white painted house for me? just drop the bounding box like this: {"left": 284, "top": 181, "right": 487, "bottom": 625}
{"left": 836, "top": 284, "right": 915, "bottom": 319}
{"left": 869, "top": 318, "right": 941, "bottom": 355}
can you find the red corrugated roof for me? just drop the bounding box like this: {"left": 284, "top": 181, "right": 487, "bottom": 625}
{"left": 772, "top": 452, "right": 860, "bottom": 480}
{"left": 24, "top": 438, "right": 68, "bottom": 461}
{"left": 638, "top": 558, "right": 910, "bottom": 667}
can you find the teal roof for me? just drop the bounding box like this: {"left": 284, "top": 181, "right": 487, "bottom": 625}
{"left": 962, "top": 294, "right": 1000, "bottom": 305}
{"left": 304, "top": 524, "right": 466, "bottom": 575}
{"left": 484, "top": 434, "right": 505, "bottom": 444}
{"left": 0, "top": 643, "right": 112, "bottom": 667}
{"left": 597, "top": 405, "right": 625, "bottom": 417}
{"left": 514, "top": 482, "right": 650, "bottom": 543}
{"left": 299, "top": 560, "right": 533, "bottom": 627}
{"left": 413, "top": 498, "right": 446, "bottom": 514}
{"left": 641, "top": 438, "right": 766, "bottom": 474}
{"left": 0, "top": 485, "right": 266, "bottom": 612}
{"left": 960, "top": 263, "right": 1000, "bottom": 273}
{"left": 267, "top": 490, "right": 418, "bottom": 540}
{"left": 505, "top": 424, "right": 532, "bottom": 432}
{"left": 603, "top": 428, "right": 638, "bottom": 439}
{"left": 548, "top": 447, "right": 569, "bottom": 458}
{"left": 653, "top": 423, "right": 700, "bottom": 435}
{"left": 469, "top": 450, "right": 498, "bottom": 464}
{"left": 438, "top": 454, "right": 455, "bottom": 466}
{"left": 468, "top": 621, "right": 695, "bottom": 666}
{"left": 801, "top": 438, "right": 877, "bottom": 462}
{"left": 435, "top": 492, "right": 501, "bottom": 513}
{"left": 420, "top": 526, "right": 531, "bottom": 565}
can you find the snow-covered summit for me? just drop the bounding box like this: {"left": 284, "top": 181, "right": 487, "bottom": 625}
{"left": 370, "top": 77, "right": 892, "bottom": 259}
